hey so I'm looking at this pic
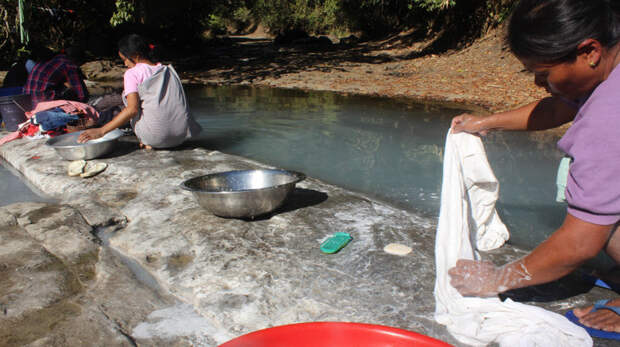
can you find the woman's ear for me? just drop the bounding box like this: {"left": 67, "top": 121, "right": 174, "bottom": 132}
{"left": 577, "top": 38, "right": 602, "bottom": 68}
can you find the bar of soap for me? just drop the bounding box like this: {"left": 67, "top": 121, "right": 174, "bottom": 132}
{"left": 384, "top": 243, "right": 412, "bottom": 256}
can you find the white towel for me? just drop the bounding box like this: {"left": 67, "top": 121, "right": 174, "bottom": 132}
{"left": 434, "top": 131, "right": 592, "bottom": 347}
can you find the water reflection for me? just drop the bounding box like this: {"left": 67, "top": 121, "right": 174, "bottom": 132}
{"left": 187, "top": 85, "right": 567, "bottom": 250}
{"left": 0, "top": 158, "right": 54, "bottom": 207}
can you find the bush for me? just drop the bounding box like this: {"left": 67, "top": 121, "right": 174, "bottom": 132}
{"left": 254, "top": 0, "right": 342, "bottom": 35}
{"left": 412, "top": 0, "right": 454, "bottom": 11}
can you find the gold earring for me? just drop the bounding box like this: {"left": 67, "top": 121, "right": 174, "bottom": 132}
{"left": 589, "top": 62, "right": 597, "bottom": 67}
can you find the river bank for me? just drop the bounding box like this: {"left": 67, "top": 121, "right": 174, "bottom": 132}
{"left": 1, "top": 29, "right": 606, "bottom": 347}
{"left": 183, "top": 28, "right": 548, "bottom": 114}
{"left": 73, "top": 26, "right": 547, "bottom": 115}
{"left": 0, "top": 27, "right": 550, "bottom": 118}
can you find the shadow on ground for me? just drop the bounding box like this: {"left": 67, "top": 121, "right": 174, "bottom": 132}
{"left": 241, "top": 187, "right": 329, "bottom": 222}
{"left": 178, "top": 35, "right": 416, "bottom": 85}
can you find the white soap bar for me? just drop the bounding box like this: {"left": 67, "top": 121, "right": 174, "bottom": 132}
{"left": 383, "top": 243, "right": 412, "bottom": 256}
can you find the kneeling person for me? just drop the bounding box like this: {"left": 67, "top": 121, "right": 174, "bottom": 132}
{"left": 78, "top": 34, "right": 201, "bottom": 149}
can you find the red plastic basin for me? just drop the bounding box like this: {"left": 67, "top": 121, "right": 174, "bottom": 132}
{"left": 219, "top": 322, "right": 453, "bottom": 347}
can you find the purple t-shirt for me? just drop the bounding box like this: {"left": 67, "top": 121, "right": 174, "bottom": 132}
{"left": 557, "top": 64, "right": 620, "bottom": 225}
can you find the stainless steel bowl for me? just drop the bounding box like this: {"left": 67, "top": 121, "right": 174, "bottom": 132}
{"left": 46, "top": 129, "right": 124, "bottom": 160}
{"left": 180, "top": 169, "right": 306, "bottom": 218}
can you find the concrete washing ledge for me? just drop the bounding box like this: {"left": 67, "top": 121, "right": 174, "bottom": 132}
{"left": 0, "top": 131, "right": 613, "bottom": 346}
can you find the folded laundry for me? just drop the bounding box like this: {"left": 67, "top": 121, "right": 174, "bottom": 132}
{"left": 32, "top": 107, "right": 80, "bottom": 131}
{"left": 1, "top": 100, "right": 99, "bottom": 146}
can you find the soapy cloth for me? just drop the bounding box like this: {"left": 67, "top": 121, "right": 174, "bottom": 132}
{"left": 434, "top": 130, "right": 592, "bottom": 347}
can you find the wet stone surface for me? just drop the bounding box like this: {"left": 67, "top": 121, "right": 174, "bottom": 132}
{"left": 0, "top": 132, "right": 616, "bottom": 346}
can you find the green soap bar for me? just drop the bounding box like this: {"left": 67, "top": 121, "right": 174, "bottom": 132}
{"left": 320, "top": 232, "right": 352, "bottom": 254}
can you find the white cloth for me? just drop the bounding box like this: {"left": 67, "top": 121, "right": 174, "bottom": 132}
{"left": 434, "top": 131, "right": 592, "bottom": 347}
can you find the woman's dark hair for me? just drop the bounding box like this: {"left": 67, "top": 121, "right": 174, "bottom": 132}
{"left": 29, "top": 41, "right": 55, "bottom": 62}
{"left": 2, "top": 59, "right": 28, "bottom": 88}
{"left": 118, "top": 34, "right": 155, "bottom": 62}
{"left": 508, "top": 0, "right": 620, "bottom": 63}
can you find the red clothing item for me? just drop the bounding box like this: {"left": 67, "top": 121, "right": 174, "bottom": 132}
{"left": 0, "top": 100, "right": 98, "bottom": 146}
{"left": 24, "top": 54, "right": 89, "bottom": 106}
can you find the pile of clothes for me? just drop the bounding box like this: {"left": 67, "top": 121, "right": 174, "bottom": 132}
{"left": 0, "top": 100, "right": 100, "bottom": 145}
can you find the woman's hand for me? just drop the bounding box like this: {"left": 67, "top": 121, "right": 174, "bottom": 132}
{"left": 77, "top": 128, "right": 105, "bottom": 143}
{"left": 449, "top": 259, "right": 534, "bottom": 297}
{"left": 448, "top": 259, "right": 504, "bottom": 297}
{"left": 451, "top": 113, "right": 490, "bottom": 135}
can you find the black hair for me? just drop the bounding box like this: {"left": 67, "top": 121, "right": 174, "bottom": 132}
{"left": 2, "top": 59, "right": 28, "bottom": 88}
{"left": 29, "top": 41, "right": 55, "bottom": 62}
{"left": 508, "top": 0, "right": 620, "bottom": 64}
{"left": 64, "top": 46, "right": 84, "bottom": 65}
{"left": 118, "top": 34, "right": 155, "bottom": 63}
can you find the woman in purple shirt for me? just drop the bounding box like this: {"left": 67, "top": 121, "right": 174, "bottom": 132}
{"left": 449, "top": 0, "right": 620, "bottom": 336}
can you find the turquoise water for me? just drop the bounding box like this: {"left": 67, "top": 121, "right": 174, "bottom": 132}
{"left": 0, "top": 158, "right": 54, "bottom": 206}
{"left": 187, "top": 85, "right": 566, "bottom": 249}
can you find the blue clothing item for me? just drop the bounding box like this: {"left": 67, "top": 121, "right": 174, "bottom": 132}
{"left": 32, "top": 107, "right": 79, "bottom": 131}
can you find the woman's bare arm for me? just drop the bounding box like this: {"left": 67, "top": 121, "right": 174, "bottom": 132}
{"left": 449, "top": 214, "right": 612, "bottom": 297}
{"left": 452, "top": 96, "right": 578, "bottom": 135}
{"left": 77, "top": 93, "right": 139, "bottom": 142}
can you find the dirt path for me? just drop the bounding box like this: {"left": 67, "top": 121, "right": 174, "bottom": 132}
{"left": 177, "top": 27, "right": 548, "bottom": 114}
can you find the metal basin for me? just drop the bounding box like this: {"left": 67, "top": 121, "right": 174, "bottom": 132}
{"left": 180, "top": 169, "right": 306, "bottom": 218}
{"left": 46, "top": 129, "right": 124, "bottom": 160}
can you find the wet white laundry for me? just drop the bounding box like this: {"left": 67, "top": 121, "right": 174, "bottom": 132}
{"left": 434, "top": 130, "right": 592, "bottom": 347}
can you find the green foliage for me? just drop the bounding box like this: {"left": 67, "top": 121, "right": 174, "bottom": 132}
{"left": 486, "top": 0, "right": 515, "bottom": 25}
{"left": 196, "top": 1, "right": 255, "bottom": 36}
{"left": 16, "top": 45, "right": 31, "bottom": 58}
{"left": 233, "top": 6, "right": 253, "bottom": 25}
{"left": 206, "top": 13, "right": 228, "bottom": 35}
{"left": 110, "top": 0, "right": 135, "bottom": 27}
{"left": 341, "top": 0, "right": 423, "bottom": 36}
{"left": 0, "top": 0, "right": 518, "bottom": 67}
{"left": 1, "top": 0, "right": 118, "bottom": 66}
{"left": 255, "top": 0, "right": 342, "bottom": 34}
{"left": 411, "top": 0, "right": 455, "bottom": 11}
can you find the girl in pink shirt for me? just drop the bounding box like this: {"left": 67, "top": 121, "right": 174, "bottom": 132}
{"left": 78, "top": 34, "right": 200, "bottom": 148}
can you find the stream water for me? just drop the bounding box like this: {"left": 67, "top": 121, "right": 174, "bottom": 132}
{"left": 0, "top": 158, "right": 55, "bottom": 206}
{"left": 0, "top": 85, "right": 567, "bottom": 250}
{"left": 186, "top": 86, "right": 566, "bottom": 249}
